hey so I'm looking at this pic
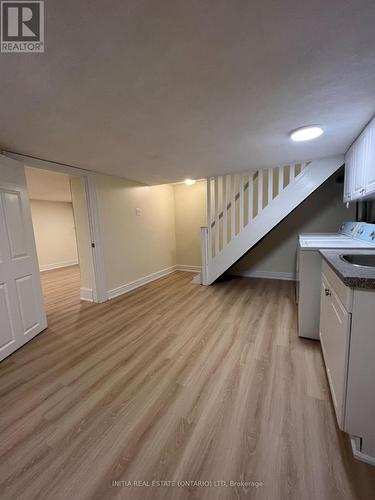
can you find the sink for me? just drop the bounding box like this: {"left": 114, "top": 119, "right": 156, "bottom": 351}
{"left": 340, "top": 254, "right": 375, "bottom": 268}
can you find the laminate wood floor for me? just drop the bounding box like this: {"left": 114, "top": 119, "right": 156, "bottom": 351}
{"left": 0, "top": 266, "right": 374, "bottom": 500}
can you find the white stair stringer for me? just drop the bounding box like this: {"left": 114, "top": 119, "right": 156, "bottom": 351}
{"left": 203, "top": 155, "right": 344, "bottom": 285}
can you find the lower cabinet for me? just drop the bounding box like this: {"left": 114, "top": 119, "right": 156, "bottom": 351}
{"left": 320, "top": 272, "right": 351, "bottom": 429}
{"left": 319, "top": 261, "right": 375, "bottom": 465}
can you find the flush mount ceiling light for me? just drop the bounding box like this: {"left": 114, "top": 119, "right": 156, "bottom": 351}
{"left": 184, "top": 179, "right": 196, "bottom": 186}
{"left": 290, "top": 126, "right": 323, "bottom": 142}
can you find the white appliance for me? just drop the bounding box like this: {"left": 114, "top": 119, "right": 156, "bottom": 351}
{"left": 296, "top": 221, "right": 359, "bottom": 309}
{"left": 297, "top": 222, "right": 375, "bottom": 339}
{"left": 299, "top": 220, "right": 360, "bottom": 241}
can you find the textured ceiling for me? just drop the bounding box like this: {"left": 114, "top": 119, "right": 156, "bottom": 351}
{"left": 1, "top": 0, "right": 375, "bottom": 184}
{"left": 25, "top": 167, "right": 72, "bottom": 202}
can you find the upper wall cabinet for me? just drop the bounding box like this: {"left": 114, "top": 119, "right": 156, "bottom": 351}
{"left": 344, "top": 117, "right": 375, "bottom": 202}
{"left": 365, "top": 117, "right": 375, "bottom": 194}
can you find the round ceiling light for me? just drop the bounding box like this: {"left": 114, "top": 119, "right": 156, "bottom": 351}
{"left": 290, "top": 126, "right": 323, "bottom": 142}
{"left": 184, "top": 179, "right": 196, "bottom": 186}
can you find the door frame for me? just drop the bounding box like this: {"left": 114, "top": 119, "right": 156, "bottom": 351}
{"left": 2, "top": 151, "right": 108, "bottom": 303}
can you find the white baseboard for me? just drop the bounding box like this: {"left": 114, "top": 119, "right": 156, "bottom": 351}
{"left": 89, "top": 265, "right": 294, "bottom": 303}
{"left": 40, "top": 260, "right": 79, "bottom": 272}
{"left": 107, "top": 265, "right": 177, "bottom": 300}
{"left": 175, "top": 264, "right": 201, "bottom": 273}
{"left": 350, "top": 436, "right": 375, "bottom": 466}
{"left": 175, "top": 265, "right": 296, "bottom": 282}
{"left": 107, "top": 265, "right": 204, "bottom": 301}
{"left": 228, "top": 269, "right": 296, "bottom": 281}
{"left": 80, "top": 287, "right": 94, "bottom": 302}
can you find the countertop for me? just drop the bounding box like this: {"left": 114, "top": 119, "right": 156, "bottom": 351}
{"left": 319, "top": 249, "right": 375, "bottom": 289}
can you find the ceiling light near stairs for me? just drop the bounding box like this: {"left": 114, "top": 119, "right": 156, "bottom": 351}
{"left": 290, "top": 126, "right": 323, "bottom": 142}
{"left": 184, "top": 179, "right": 196, "bottom": 185}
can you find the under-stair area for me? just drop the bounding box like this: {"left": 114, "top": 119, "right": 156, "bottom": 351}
{"left": 200, "top": 155, "right": 345, "bottom": 285}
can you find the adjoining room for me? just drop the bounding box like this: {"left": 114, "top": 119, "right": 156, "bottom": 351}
{"left": 24, "top": 166, "right": 95, "bottom": 314}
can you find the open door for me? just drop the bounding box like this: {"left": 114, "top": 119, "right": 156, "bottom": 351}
{"left": 0, "top": 155, "right": 47, "bottom": 362}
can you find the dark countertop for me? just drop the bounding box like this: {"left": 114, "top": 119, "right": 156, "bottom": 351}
{"left": 319, "top": 249, "right": 375, "bottom": 289}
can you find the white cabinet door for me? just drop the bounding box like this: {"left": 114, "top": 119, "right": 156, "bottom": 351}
{"left": 351, "top": 131, "right": 368, "bottom": 200}
{"left": 0, "top": 155, "right": 47, "bottom": 361}
{"left": 319, "top": 273, "right": 351, "bottom": 429}
{"left": 344, "top": 145, "right": 354, "bottom": 202}
{"left": 344, "top": 117, "right": 375, "bottom": 202}
{"left": 364, "top": 117, "right": 375, "bottom": 197}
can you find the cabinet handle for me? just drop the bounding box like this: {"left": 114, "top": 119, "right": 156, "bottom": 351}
{"left": 324, "top": 288, "right": 331, "bottom": 296}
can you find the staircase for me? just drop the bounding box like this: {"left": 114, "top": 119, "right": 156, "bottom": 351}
{"left": 200, "top": 155, "right": 344, "bottom": 285}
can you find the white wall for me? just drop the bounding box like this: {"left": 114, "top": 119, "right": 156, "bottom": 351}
{"left": 95, "top": 174, "right": 176, "bottom": 293}
{"left": 70, "top": 176, "right": 93, "bottom": 290}
{"left": 231, "top": 173, "right": 356, "bottom": 278}
{"left": 25, "top": 166, "right": 72, "bottom": 202}
{"left": 174, "top": 181, "right": 207, "bottom": 267}
{"left": 30, "top": 200, "right": 78, "bottom": 271}
{"left": 173, "top": 173, "right": 356, "bottom": 277}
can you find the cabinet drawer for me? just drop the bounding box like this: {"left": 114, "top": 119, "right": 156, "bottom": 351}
{"left": 321, "top": 260, "right": 353, "bottom": 312}
{"left": 320, "top": 274, "right": 351, "bottom": 428}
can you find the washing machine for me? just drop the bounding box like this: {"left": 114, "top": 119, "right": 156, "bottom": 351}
{"left": 297, "top": 222, "right": 375, "bottom": 339}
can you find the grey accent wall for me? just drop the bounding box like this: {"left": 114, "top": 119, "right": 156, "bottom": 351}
{"left": 231, "top": 172, "right": 356, "bottom": 277}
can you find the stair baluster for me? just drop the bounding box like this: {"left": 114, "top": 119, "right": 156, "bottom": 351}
{"left": 200, "top": 157, "right": 341, "bottom": 285}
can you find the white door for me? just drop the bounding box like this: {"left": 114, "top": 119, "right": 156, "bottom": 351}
{"left": 0, "top": 155, "right": 47, "bottom": 361}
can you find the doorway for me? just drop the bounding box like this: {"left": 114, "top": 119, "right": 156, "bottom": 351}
{"left": 0, "top": 154, "right": 107, "bottom": 361}
{"left": 25, "top": 167, "right": 85, "bottom": 311}
{"left": 7, "top": 150, "right": 109, "bottom": 306}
